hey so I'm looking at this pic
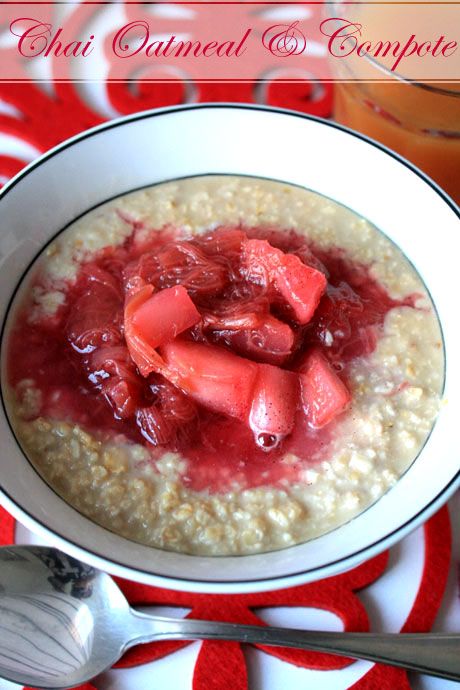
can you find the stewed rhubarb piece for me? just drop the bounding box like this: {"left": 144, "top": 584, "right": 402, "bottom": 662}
{"left": 124, "top": 285, "right": 201, "bottom": 377}
{"left": 298, "top": 348, "right": 351, "bottom": 428}
{"left": 103, "top": 378, "right": 140, "bottom": 420}
{"left": 200, "top": 301, "right": 265, "bottom": 331}
{"left": 200, "top": 226, "right": 246, "bottom": 256}
{"left": 84, "top": 345, "right": 142, "bottom": 419}
{"left": 160, "top": 340, "right": 258, "bottom": 420}
{"left": 131, "top": 285, "right": 200, "bottom": 349}
{"left": 277, "top": 253, "right": 327, "bottom": 324}
{"left": 249, "top": 363, "right": 298, "bottom": 449}
{"left": 229, "top": 314, "right": 295, "bottom": 365}
{"left": 242, "top": 238, "right": 327, "bottom": 324}
{"left": 124, "top": 285, "right": 165, "bottom": 377}
{"left": 136, "top": 405, "right": 174, "bottom": 446}
{"left": 135, "top": 380, "right": 197, "bottom": 447}
{"left": 66, "top": 273, "right": 123, "bottom": 354}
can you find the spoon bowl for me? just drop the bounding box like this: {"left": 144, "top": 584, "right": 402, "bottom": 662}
{"left": 0, "top": 545, "right": 133, "bottom": 688}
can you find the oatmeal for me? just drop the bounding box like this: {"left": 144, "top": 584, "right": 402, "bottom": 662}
{"left": 3, "top": 176, "right": 443, "bottom": 555}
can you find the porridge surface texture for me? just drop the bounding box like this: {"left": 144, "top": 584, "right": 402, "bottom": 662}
{"left": 6, "top": 176, "right": 443, "bottom": 555}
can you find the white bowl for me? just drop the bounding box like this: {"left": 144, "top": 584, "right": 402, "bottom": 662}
{"left": 0, "top": 104, "right": 459, "bottom": 593}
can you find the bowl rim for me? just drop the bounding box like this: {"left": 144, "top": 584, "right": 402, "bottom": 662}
{"left": 0, "top": 102, "right": 459, "bottom": 592}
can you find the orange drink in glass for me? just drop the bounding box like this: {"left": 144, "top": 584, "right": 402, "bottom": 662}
{"left": 327, "top": 3, "right": 460, "bottom": 204}
{"left": 334, "top": 81, "right": 460, "bottom": 204}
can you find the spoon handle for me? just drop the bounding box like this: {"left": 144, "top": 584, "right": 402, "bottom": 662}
{"left": 129, "top": 613, "right": 460, "bottom": 681}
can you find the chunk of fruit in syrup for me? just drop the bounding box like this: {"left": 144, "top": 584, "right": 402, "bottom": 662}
{"left": 249, "top": 363, "right": 298, "bottom": 450}
{"left": 124, "top": 285, "right": 166, "bottom": 377}
{"left": 228, "top": 314, "right": 295, "bottom": 365}
{"left": 242, "top": 238, "right": 327, "bottom": 324}
{"left": 160, "top": 339, "right": 258, "bottom": 421}
{"left": 131, "top": 285, "right": 201, "bottom": 349}
{"left": 298, "top": 348, "right": 351, "bottom": 428}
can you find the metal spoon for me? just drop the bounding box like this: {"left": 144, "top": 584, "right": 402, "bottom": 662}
{"left": 0, "top": 545, "right": 459, "bottom": 688}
